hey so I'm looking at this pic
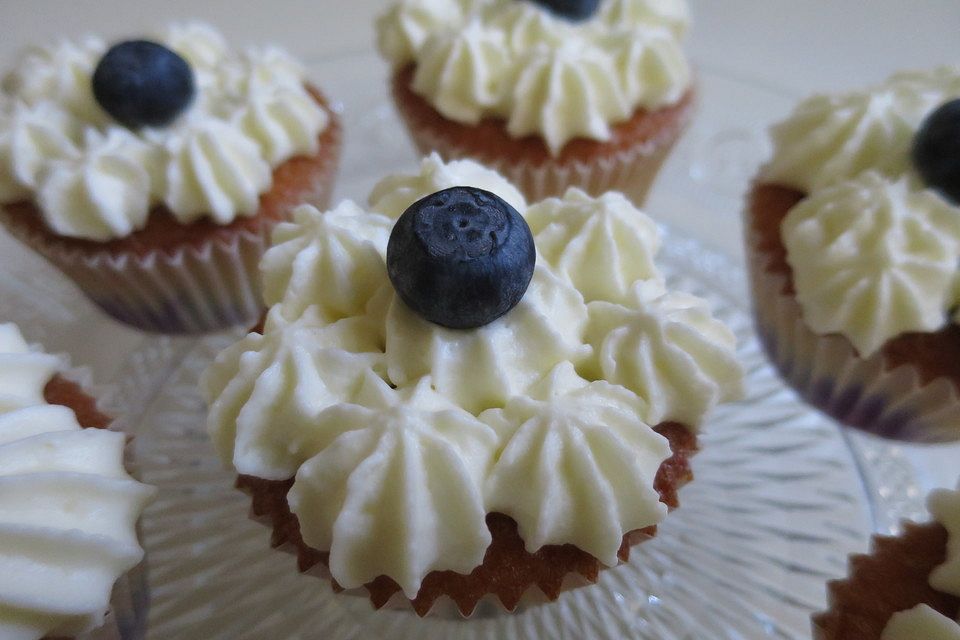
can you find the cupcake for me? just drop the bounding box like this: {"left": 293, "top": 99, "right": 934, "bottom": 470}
{"left": 0, "top": 22, "right": 341, "bottom": 334}
{"left": 202, "top": 154, "right": 743, "bottom": 615}
{"left": 812, "top": 482, "right": 960, "bottom": 639}
{"left": 376, "top": 0, "right": 693, "bottom": 204}
{"left": 0, "top": 322, "right": 156, "bottom": 639}
{"left": 745, "top": 65, "right": 960, "bottom": 442}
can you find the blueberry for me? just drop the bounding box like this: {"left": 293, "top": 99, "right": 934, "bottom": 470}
{"left": 913, "top": 98, "right": 960, "bottom": 205}
{"left": 387, "top": 187, "right": 536, "bottom": 330}
{"left": 526, "top": 0, "right": 601, "bottom": 21}
{"left": 92, "top": 40, "right": 195, "bottom": 129}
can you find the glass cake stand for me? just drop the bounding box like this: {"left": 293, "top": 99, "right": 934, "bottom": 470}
{"left": 0, "top": 52, "right": 927, "bottom": 639}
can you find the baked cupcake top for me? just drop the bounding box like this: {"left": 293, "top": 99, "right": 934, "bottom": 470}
{"left": 881, "top": 484, "right": 960, "bottom": 639}
{"left": 760, "top": 66, "right": 960, "bottom": 357}
{"left": 0, "top": 323, "right": 155, "bottom": 639}
{"left": 376, "top": 0, "right": 691, "bottom": 154}
{"left": 0, "top": 22, "right": 330, "bottom": 241}
{"left": 203, "top": 154, "right": 742, "bottom": 598}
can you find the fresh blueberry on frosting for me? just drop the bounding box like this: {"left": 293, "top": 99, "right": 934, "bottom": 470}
{"left": 386, "top": 186, "right": 536, "bottom": 329}
{"left": 92, "top": 39, "right": 195, "bottom": 128}
{"left": 913, "top": 98, "right": 960, "bottom": 205}
{"left": 526, "top": 0, "right": 601, "bottom": 21}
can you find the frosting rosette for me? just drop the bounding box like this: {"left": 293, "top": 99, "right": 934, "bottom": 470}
{"left": 376, "top": 0, "right": 692, "bottom": 154}
{"left": 261, "top": 201, "right": 393, "bottom": 325}
{"left": 782, "top": 172, "right": 960, "bottom": 356}
{"left": 0, "top": 21, "right": 330, "bottom": 240}
{"left": 203, "top": 316, "right": 386, "bottom": 480}
{"left": 527, "top": 187, "right": 662, "bottom": 304}
{"left": 412, "top": 21, "right": 511, "bottom": 126}
{"left": 289, "top": 375, "right": 497, "bottom": 597}
{"left": 204, "top": 157, "right": 743, "bottom": 605}
{"left": 584, "top": 282, "right": 743, "bottom": 427}
{"left": 482, "top": 362, "right": 670, "bottom": 565}
{"left": 0, "top": 323, "right": 155, "bottom": 639}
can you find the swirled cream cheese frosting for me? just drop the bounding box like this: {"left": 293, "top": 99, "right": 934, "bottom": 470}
{"left": 881, "top": 484, "right": 960, "bottom": 639}
{"left": 762, "top": 66, "right": 960, "bottom": 356}
{"left": 0, "top": 323, "right": 155, "bottom": 639}
{"left": 0, "top": 21, "right": 329, "bottom": 241}
{"left": 203, "top": 155, "right": 743, "bottom": 597}
{"left": 376, "top": 0, "right": 692, "bottom": 154}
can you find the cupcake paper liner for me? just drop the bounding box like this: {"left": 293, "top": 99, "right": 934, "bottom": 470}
{"left": 391, "top": 68, "right": 693, "bottom": 206}
{"left": 745, "top": 185, "right": 960, "bottom": 443}
{"left": 811, "top": 521, "right": 959, "bottom": 640}
{"left": 0, "top": 99, "right": 342, "bottom": 335}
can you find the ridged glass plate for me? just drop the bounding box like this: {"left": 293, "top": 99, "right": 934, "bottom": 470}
{"left": 116, "top": 224, "right": 885, "bottom": 640}
{"left": 98, "top": 53, "right": 922, "bottom": 639}
{"left": 0, "top": 48, "right": 925, "bottom": 639}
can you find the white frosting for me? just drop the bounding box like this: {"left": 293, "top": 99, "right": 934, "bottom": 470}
{"left": 204, "top": 157, "right": 743, "bottom": 595}
{"left": 261, "top": 201, "right": 394, "bottom": 325}
{"left": 598, "top": 0, "right": 690, "bottom": 37}
{"left": 369, "top": 152, "right": 527, "bottom": 219}
{"left": 411, "top": 21, "right": 511, "bottom": 126}
{"left": 160, "top": 118, "right": 272, "bottom": 224}
{"left": 527, "top": 187, "right": 662, "bottom": 304}
{"left": 202, "top": 317, "right": 386, "bottom": 480}
{"left": 0, "top": 101, "right": 82, "bottom": 202}
{"left": 289, "top": 375, "right": 497, "bottom": 597}
{"left": 782, "top": 172, "right": 960, "bottom": 357}
{"left": 482, "top": 362, "right": 670, "bottom": 565}
{"left": 584, "top": 282, "right": 743, "bottom": 427}
{"left": 376, "top": 0, "right": 691, "bottom": 155}
{"left": 506, "top": 38, "right": 631, "bottom": 154}
{"left": 762, "top": 71, "right": 956, "bottom": 192}
{"left": 385, "top": 264, "right": 591, "bottom": 415}
{"left": 37, "top": 128, "right": 154, "bottom": 241}
{"left": 154, "top": 22, "right": 228, "bottom": 70}
{"left": 1, "top": 36, "right": 107, "bottom": 126}
{"left": 882, "top": 605, "right": 960, "bottom": 640}
{"left": 768, "top": 66, "right": 960, "bottom": 352}
{"left": 0, "top": 323, "right": 154, "bottom": 640}
{"left": 0, "top": 22, "right": 329, "bottom": 240}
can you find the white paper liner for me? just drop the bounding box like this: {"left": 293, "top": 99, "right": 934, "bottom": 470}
{"left": 394, "top": 90, "right": 692, "bottom": 206}
{"left": 0, "top": 111, "right": 341, "bottom": 335}
{"left": 746, "top": 228, "right": 960, "bottom": 443}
